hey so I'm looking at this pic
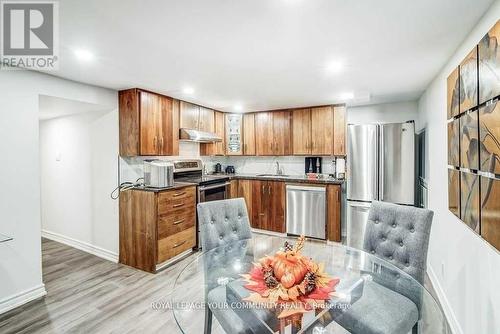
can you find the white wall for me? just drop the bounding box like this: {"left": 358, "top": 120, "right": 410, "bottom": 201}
{"left": 417, "top": 2, "right": 500, "bottom": 333}
{"left": 0, "top": 70, "right": 116, "bottom": 314}
{"left": 40, "top": 109, "right": 119, "bottom": 261}
{"left": 348, "top": 100, "right": 419, "bottom": 128}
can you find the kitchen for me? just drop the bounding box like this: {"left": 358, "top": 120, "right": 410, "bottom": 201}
{"left": 117, "top": 89, "right": 348, "bottom": 272}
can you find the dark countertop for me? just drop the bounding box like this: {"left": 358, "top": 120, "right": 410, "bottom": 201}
{"left": 211, "top": 173, "right": 345, "bottom": 185}
{"left": 131, "top": 182, "right": 196, "bottom": 192}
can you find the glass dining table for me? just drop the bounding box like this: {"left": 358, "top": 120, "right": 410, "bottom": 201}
{"left": 172, "top": 235, "right": 450, "bottom": 334}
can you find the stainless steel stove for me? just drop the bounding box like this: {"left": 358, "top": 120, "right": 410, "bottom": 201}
{"left": 173, "top": 160, "right": 230, "bottom": 247}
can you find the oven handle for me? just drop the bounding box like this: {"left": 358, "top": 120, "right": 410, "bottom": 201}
{"left": 198, "top": 182, "right": 231, "bottom": 191}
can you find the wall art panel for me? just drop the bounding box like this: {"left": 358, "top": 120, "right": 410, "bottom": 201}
{"left": 479, "top": 20, "right": 500, "bottom": 104}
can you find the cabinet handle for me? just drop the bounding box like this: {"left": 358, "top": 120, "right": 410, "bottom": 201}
{"left": 153, "top": 136, "right": 157, "bottom": 150}
{"left": 172, "top": 240, "right": 186, "bottom": 248}
{"left": 172, "top": 219, "right": 185, "bottom": 225}
{"left": 173, "top": 192, "right": 186, "bottom": 197}
{"left": 160, "top": 137, "right": 164, "bottom": 151}
{"left": 259, "top": 213, "right": 265, "bottom": 216}
{"left": 268, "top": 184, "right": 271, "bottom": 195}
{"left": 173, "top": 203, "right": 185, "bottom": 208}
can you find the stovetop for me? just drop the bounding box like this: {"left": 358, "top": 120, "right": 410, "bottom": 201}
{"left": 174, "top": 174, "right": 229, "bottom": 186}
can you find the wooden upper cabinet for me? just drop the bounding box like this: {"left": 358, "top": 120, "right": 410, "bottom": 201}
{"left": 180, "top": 101, "right": 200, "bottom": 129}
{"left": 272, "top": 111, "right": 292, "bottom": 155}
{"left": 255, "top": 112, "right": 274, "bottom": 155}
{"left": 292, "top": 108, "right": 312, "bottom": 155}
{"left": 311, "top": 106, "right": 334, "bottom": 155}
{"left": 333, "top": 105, "right": 346, "bottom": 156}
{"left": 199, "top": 106, "right": 215, "bottom": 133}
{"left": 119, "top": 89, "right": 179, "bottom": 156}
{"left": 242, "top": 113, "right": 256, "bottom": 155}
{"left": 139, "top": 91, "right": 160, "bottom": 155}
{"left": 200, "top": 111, "right": 225, "bottom": 156}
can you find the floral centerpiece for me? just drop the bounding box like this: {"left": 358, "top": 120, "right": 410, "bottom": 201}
{"left": 242, "top": 236, "right": 339, "bottom": 319}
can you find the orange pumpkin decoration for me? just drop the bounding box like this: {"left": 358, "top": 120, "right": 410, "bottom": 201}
{"left": 281, "top": 272, "right": 296, "bottom": 289}
{"left": 272, "top": 251, "right": 308, "bottom": 282}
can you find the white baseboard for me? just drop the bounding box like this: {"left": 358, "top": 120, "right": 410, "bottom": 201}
{"left": 427, "top": 265, "right": 463, "bottom": 334}
{"left": 0, "top": 284, "right": 47, "bottom": 315}
{"left": 42, "top": 230, "right": 118, "bottom": 263}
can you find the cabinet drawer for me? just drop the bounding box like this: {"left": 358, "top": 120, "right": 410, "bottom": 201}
{"left": 158, "top": 187, "right": 196, "bottom": 215}
{"left": 158, "top": 209, "right": 195, "bottom": 239}
{"left": 157, "top": 227, "right": 196, "bottom": 263}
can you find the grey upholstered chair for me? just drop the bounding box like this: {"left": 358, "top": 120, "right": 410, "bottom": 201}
{"left": 336, "top": 201, "right": 434, "bottom": 334}
{"left": 197, "top": 198, "right": 253, "bottom": 334}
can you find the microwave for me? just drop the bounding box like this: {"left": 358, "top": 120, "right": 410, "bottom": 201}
{"left": 143, "top": 160, "right": 174, "bottom": 188}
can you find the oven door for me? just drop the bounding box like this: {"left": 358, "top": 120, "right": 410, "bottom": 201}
{"left": 198, "top": 182, "right": 230, "bottom": 203}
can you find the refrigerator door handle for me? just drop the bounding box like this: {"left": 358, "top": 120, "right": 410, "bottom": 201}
{"left": 379, "top": 125, "right": 384, "bottom": 201}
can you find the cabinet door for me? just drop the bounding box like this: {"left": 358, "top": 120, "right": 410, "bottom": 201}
{"left": 333, "top": 105, "right": 346, "bottom": 155}
{"left": 243, "top": 113, "right": 256, "bottom": 155}
{"left": 200, "top": 111, "right": 225, "bottom": 156}
{"left": 180, "top": 101, "right": 200, "bottom": 129}
{"left": 272, "top": 111, "right": 292, "bottom": 155}
{"left": 327, "top": 185, "right": 341, "bottom": 242}
{"left": 139, "top": 91, "right": 161, "bottom": 155}
{"left": 255, "top": 112, "right": 274, "bottom": 155}
{"left": 292, "top": 108, "right": 311, "bottom": 155}
{"left": 158, "top": 96, "right": 174, "bottom": 155}
{"left": 268, "top": 181, "right": 286, "bottom": 233}
{"left": 311, "top": 106, "right": 334, "bottom": 155}
{"left": 251, "top": 180, "right": 268, "bottom": 229}
{"left": 199, "top": 107, "right": 215, "bottom": 132}
{"left": 237, "top": 179, "right": 253, "bottom": 224}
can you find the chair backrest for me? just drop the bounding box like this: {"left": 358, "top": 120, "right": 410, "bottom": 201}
{"left": 197, "top": 198, "right": 252, "bottom": 251}
{"left": 363, "top": 201, "right": 433, "bottom": 284}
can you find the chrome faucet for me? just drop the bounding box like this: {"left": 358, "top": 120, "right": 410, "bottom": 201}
{"left": 275, "top": 161, "right": 283, "bottom": 175}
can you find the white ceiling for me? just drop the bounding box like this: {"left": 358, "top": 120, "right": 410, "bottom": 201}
{"left": 39, "top": 95, "right": 111, "bottom": 120}
{"left": 45, "top": 0, "right": 494, "bottom": 111}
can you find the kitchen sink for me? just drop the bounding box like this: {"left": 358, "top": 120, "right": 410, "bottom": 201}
{"left": 256, "top": 174, "right": 290, "bottom": 177}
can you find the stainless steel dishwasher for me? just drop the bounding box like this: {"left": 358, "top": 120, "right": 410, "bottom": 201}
{"left": 286, "top": 185, "right": 326, "bottom": 239}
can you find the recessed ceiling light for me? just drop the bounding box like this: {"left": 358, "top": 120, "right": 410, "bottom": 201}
{"left": 326, "top": 60, "right": 343, "bottom": 73}
{"left": 182, "top": 87, "right": 195, "bottom": 95}
{"left": 338, "top": 92, "right": 355, "bottom": 100}
{"left": 74, "top": 49, "right": 94, "bottom": 62}
{"left": 234, "top": 105, "right": 243, "bottom": 112}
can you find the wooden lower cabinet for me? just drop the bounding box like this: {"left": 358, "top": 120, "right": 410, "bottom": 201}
{"left": 238, "top": 179, "right": 341, "bottom": 240}
{"left": 228, "top": 180, "right": 239, "bottom": 199}
{"left": 119, "top": 186, "right": 196, "bottom": 273}
{"left": 327, "top": 184, "right": 342, "bottom": 242}
{"left": 238, "top": 179, "right": 285, "bottom": 233}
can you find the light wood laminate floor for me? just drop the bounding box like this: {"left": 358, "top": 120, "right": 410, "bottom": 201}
{"left": 0, "top": 238, "right": 191, "bottom": 333}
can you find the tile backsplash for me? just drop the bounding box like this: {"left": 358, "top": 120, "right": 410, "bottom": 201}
{"left": 119, "top": 141, "right": 336, "bottom": 184}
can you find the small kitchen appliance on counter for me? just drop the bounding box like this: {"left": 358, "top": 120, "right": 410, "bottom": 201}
{"left": 143, "top": 160, "right": 174, "bottom": 188}
{"left": 225, "top": 165, "right": 235, "bottom": 174}
{"left": 214, "top": 163, "right": 222, "bottom": 173}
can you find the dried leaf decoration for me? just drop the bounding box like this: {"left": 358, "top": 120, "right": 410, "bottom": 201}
{"left": 242, "top": 235, "right": 340, "bottom": 318}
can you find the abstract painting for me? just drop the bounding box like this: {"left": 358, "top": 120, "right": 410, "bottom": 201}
{"left": 448, "top": 169, "right": 460, "bottom": 218}
{"left": 479, "top": 101, "right": 500, "bottom": 174}
{"left": 460, "top": 47, "right": 478, "bottom": 113}
{"left": 479, "top": 20, "right": 500, "bottom": 104}
{"left": 461, "top": 171, "right": 480, "bottom": 233}
{"left": 481, "top": 176, "right": 500, "bottom": 251}
{"left": 460, "top": 111, "right": 479, "bottom": 170}
{"left": 447, "top": 66, "right": 460, "bottom": 119}
{"left": 448, "top": 119, "right": 460, "bottom": 167}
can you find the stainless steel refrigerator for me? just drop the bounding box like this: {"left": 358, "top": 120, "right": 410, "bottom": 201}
{"left": 346, "top": 122, "right": 415, "bottom": 249}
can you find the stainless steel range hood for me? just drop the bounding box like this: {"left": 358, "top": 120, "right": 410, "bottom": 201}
{"left": 179, "top": 128, "right": 222, "bottom": 143}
